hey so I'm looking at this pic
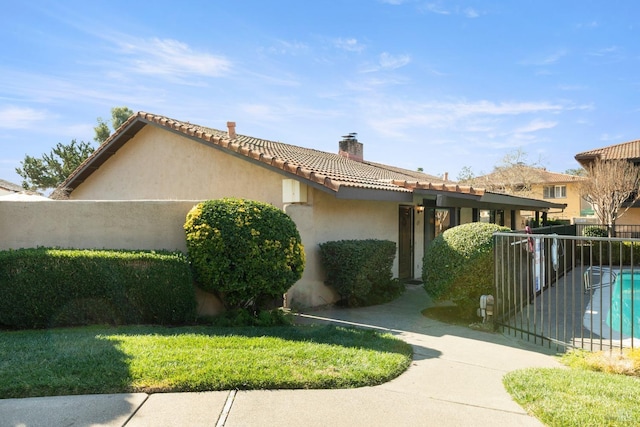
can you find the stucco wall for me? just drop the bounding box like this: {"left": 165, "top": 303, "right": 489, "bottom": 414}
{"left": 530, "top": 181, "right": 583, "bottom": 221}
{"left": 0, "top": 200, "right": 198, "bottom": 251}
{"left": 0, "top": 194, "right": 407, "bottom": 309}
{"left": 70, "top": 125, "right": 284, "bottom": 204}
{"left": 284, "top": 188, "right": 402, "bottom": 308}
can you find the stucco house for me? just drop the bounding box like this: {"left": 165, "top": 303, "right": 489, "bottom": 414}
{"left": 56, "top": 111, "right": 565, "bottom": 308}
{"left": 575, "top": 138, "right": 640, "bottom": 225}
{"left": 472, "top": 166, "right": 587, "bottom": 225}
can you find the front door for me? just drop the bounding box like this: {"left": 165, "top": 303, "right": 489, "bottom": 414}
{"left": 398, "top": 205, "right": 414, "bottom": 280}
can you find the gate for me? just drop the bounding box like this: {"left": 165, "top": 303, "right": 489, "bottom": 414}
{"left": 493, "top": 231, "right": 640, "bottom": 352}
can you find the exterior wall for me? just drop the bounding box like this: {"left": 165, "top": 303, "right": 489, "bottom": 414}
{"left": 284, "top": 188, "right": 400, "bottom": 308}
{"left": 0, "top": 200, "right": 198, "bottom": 251}
{"left": 0, "top": 193, "right": 403, "bottom": 310}
{"left": 70, "top": 125, "right": 284, "bottom": 205}
{"left": 613, "top": 208, "right": 640, "bottom": 226}
{"left": 530, "top": 181, "right": 583, "bottom": 221}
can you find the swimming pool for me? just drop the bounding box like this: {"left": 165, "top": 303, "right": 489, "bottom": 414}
{"left": 605, "top": 271, "right": 640, "bottom": 339}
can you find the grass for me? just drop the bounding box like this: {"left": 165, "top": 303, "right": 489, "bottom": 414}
{"left": 504, "top": 349, "right": 640, "bottom": 426}
{"left": 0, "top": 324, "right": 412, "bottom": 398}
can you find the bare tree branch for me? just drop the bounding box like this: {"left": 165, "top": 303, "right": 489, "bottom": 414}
{"left": 579, "top": 158, "right": 640, "bottom": 235}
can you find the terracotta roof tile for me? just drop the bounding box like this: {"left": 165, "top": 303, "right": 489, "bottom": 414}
{"left": 59, "top": 112, "right": 484, "bottom": 197}
{"left": 575, "top": 139, "right": 640, "bottom": 163}
{"left": 0, "top": 178, "right": 24, "bottom": 192}
{"left": 474, "top": 166, "right": 585, "bottom": 186}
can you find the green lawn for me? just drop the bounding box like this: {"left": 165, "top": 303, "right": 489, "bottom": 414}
{"left": 504, "top": 349, "right": 640, "bottom": 426}
{"left": 0, "top": 324, "right": 412, "bottom": 398}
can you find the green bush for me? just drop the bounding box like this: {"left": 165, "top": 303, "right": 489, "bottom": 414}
{"left": 184, "top": 198, "right": 305, "bottom": 311}
{"left": 583, "top": 225, "right": 608, "bottom": 237}
{"left": 582, "top": 241, "right": 640, "bottom": 266}
{"left": 422, "top": 222, "right": 510, "bottom": 317}
{"left": 319, "top": 239, "right": 402, "bottom": 307}
{"left": 0, "top": 248, "right": 196, "bottom": 329}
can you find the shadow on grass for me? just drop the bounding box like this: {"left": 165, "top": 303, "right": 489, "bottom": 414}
{"left": 0, "top": 327, "right": 133, "bottom": 398}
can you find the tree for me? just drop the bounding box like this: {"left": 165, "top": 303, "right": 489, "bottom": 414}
{"left": 473, "top": 148, "right": 544, "bottom": 197}
{"left": 16, "top": 106, "right": 134, "bottom": 192}
{"left": 94, "top": 106, "right": 134, "bottom": 144}
{"left": 565, "top": 167, "right": 587, "bottom": 177}
{"left": 456, "top": 166, "right": 475, "bottom": 183}
{"left": 579, "top": 158, "right": 640, "bottom": 236}
{"left": 16, "top": 140, "right": 95, "bottom": 192}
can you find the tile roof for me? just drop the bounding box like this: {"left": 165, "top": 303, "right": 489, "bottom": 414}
{"left": 60, "top": 112, "right": 484, "bottom": 198}
{"left": 0, "top": 178, "right": 24, "bottom": 192}
{"left": 575, "top": 139, "right": 640, "bottom": 164}
{"left": 474, "top": 165, "right": 586, "bottom": 186}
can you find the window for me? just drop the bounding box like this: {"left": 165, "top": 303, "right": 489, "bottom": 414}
{"left": 543, "top": 185, "right": 566, "bottom": 199}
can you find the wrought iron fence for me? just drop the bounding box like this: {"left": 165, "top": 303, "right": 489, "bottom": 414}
{"left": 493, "top": 231, "right": 640, "bottom": 352}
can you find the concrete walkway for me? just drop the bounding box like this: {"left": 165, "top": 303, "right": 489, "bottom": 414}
{"left": 0, "top": 285, "right": 563, "bottom": 426}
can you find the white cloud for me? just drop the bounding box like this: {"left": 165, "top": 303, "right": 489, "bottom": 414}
{"left": 334, "top": 38, "right": 364, "bottom": 53}
{"left": 360, "top": 98, "right": 573, "bottom": 141}
{"left": 266, "top": 39, "right": 309, "bottom": 55}
{"left": 423, "top": 2, "right": 451, "bottom": 15}
{"left": 520, "top": 50, "right": 567, "bottom": 66}
{"left": 514, "top": 119, "right": 558, "bottom": 134}
{"left": 0, "top": 106, "right": 51, "bottom": 129}
{"left": 379, "top": 52, "right": 411, "bottom": 70}
{"left": 117, "top": 37, "right": 231, "bottom": 79}
{"left": 463, "top": 8, "right": 479, "bottom": 18}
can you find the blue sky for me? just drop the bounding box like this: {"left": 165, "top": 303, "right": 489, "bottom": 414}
{"left": 1, "top": 1, "right": 639, "bottom": 186}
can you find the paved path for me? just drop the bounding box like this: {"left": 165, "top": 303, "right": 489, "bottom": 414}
{"left": 0, "top": 285, "right": 563, "bottom": 426}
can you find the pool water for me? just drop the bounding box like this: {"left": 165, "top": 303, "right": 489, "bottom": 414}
{"left": 606, "top": 272, "right": 640, "bottom": 339}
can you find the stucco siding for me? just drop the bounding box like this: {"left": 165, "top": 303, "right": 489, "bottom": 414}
{"left": 0, "top": 200, "right": 198, "bottom": 251}
{"left": 71, "top": 125, "right": 285, "bottom": 204}
{"left": 284, "top": 188, "right": 401, "bottom": 308}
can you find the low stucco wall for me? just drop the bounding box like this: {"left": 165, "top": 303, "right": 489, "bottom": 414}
{"left": 0, "top": 200, "right": 200, "bottom": 251}
{"left": 1, "top": 195, "right": 404, "bottom": 310}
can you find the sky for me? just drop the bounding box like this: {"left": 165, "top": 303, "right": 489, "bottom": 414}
{"left": 1, "top": 1, "right": 639, "bottom": 187}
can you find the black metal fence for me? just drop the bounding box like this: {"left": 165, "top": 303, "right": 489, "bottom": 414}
{"left": 493, "top": 231, "right": 640, "bottom": 352}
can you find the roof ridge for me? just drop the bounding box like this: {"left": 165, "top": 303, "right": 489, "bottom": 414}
{"left": 58, "top": 111, "right": 493, "bottom": 198}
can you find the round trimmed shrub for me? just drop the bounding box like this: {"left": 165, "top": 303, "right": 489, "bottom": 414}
{"left": 184, "top": 198, "right": 305, "bottom": 310}
{"left": 422, "top": 222, "right": 510, "bottom": 317}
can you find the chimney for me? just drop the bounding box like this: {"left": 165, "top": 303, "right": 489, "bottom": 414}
{"left": 443, "top": 172, "right": 449, "bottom": 181}
{"left": 227, "top": 121, "right": 236, "bottom": 139}
{"left": 338, "top": 133, "right": 363, "bottom": 162}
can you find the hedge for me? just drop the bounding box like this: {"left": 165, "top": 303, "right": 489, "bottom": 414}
{"left": 319, "top": 239, "right": 402, "bottom": 307}
{"left": 422, "top": 222, "right": 510, "bottom": 316}
{"left": 0, "top": 248, "right": 197, "bottom": 329}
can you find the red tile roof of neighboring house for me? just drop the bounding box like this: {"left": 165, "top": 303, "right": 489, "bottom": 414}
{"left": 475, "top": 166, "right": 586, "bottom": 186}
{"left": 0, "top": 178, "right": 24, "bottom": 193}
{"left": 575, "top": 139, "right": 640, "bottom": 165}
{"left": 60, "top": 112, "right": 484, "bottom": 198}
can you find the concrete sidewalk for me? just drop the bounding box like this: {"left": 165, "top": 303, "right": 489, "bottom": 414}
{"left": 0, "top": 285, "right": 563, "bottom": 426}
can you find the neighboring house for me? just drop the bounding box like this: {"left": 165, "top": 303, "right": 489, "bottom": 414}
{"left": 0, "top": 179, "right": 24, "bottom": 196}
{"left": 575, "top": 138, "right": 640, "bottom": 225}
{"left": 472, "top": 166, "right": 585, "bottom": 225}
{"left": 0, "top": 179, "right": 49, "bottom": 200}
{"left": 57, "top": 112, "right": 565, "bottom": 308}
